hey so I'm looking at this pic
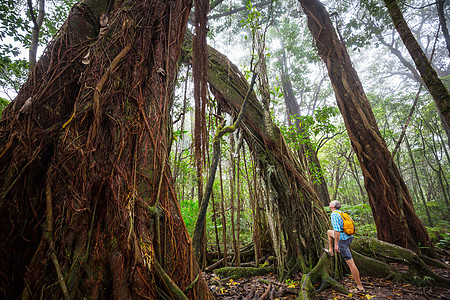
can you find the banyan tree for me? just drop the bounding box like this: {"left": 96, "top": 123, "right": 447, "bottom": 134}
{"left": 0, "top": 0, "right": 212, "bottom": 298}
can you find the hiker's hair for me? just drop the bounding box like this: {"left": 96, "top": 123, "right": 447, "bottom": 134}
{"left": 331, "top": 200, "right": 341, "bottom": 209}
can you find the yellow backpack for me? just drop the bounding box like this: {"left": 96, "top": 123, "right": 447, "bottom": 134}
{"left": 335, "top": 211, "right": 355, "bottom": 235}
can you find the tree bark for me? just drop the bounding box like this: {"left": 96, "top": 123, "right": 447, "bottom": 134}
{"left": 298, "top": 0, "right": 434, "bottom": 255}
{"left": 0, "top": 0, "right": 212, "bottom": 298}
{"left": 383, "top": 0, "right": 450, "bottom": 139}
{"left": 192, "top": 0, "right": 209, "bottom": 268}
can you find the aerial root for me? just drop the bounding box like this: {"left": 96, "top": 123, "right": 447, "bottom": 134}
{"left": 185, "top": 274, "right": 199, "bottom": 292}
{"left": 45, "top": 166, "right": 71, "bottom": 300}
{"left": 154, "top": 258, "right": 189, "bottom": 300}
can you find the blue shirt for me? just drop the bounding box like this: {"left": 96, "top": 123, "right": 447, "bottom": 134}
{"left": 331, "top": 210, "right": 352, "bottom": 241}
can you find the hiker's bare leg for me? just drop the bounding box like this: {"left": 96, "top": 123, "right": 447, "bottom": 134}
{"left": 346, "top": 258, "right": 363, "bottom": 290}
{"left": 327, "top": 230, "right": 334, "bottom": 253}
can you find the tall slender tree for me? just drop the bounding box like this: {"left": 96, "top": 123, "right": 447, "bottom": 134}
{"left": 28, "top": 0, "right": 45, "bottom": 70}
{"left": 192, "top": 0, "right": 210, "bottom": 268}
{"left": 298, "top": 0, "right": 434, "bottom": 255}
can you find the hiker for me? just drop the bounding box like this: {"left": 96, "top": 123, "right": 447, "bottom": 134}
{"left": 325, "top": 200, "right": 364, "bottom": 293}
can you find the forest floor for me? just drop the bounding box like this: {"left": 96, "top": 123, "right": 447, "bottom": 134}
{"left": 204, "top": 265, "right": 450, "bottom": 299}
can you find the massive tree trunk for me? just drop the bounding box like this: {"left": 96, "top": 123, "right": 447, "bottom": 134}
{"left": 383, "top": 0, "right": 450, "bottom": 139}
{"left": 0, "top": 0, "right": 212, "bottom": 299}
{"left": 183, "top": 32, "right": 330, "bottom": 277}
{"left": 298, "top": 0, "right": 434, "bottom": 255}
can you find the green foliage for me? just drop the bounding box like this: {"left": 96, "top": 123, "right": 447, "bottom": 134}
{"left": 0, "top": 97, "right": 9, "bottom": 115}
{"left": 426, "top": 220, "right": 450, "bottom": 250}
{"left": 412, "top": 275, "right": 435, "bottom": 287}
{"left": 0, "top": 0, "right": 76, "bottom": 98}
{"left": 173, "top": 129, "right": 188, "bottom": 141}
{"left": 239, "top": 1, "right": 262, "bottom": 33}
{"left": 280, "top": 106, "right": 339, "bottom": 152}
{"left": 180, "top": 199, "right": 199, "bottom": 238}
{"left": 0, "top": 0, "right": 28, "bottom": 97}
{"left": 436, "top": 233, "right": 450, "bottom": 250}
{"left": 0, "top": 59, "right": 29, "bottom": 97}
{"left": 40, "top": 0, "right": 77, "bottom": 46}
{"left": 0, "top": 0, "right": 27, "bottom": 46}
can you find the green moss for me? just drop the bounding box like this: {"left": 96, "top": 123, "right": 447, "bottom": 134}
{"left": 215, "top": 266, "right": 274, "bottom": 280}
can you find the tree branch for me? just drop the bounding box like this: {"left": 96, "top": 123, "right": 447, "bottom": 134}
{"left": 209, "top": 0, "right": 273, "bottom": 20}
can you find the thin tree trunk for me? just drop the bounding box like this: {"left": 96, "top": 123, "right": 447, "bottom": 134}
{"left": 405, "top": 137, "right": 433, "bottom": 226}
{"left": 331, "top": 165, "right": 341, "bottom": 201}
{"left": 243, "top": 145, "right": 260, "bottom": 267}
{"left": 28, "top": 0, "right": 45, "bottom": 70}
{"left": 235, "top": 134, "right": 242, "bottom": 267}
{"left": 229, "top": 133, "right": 238, "bottom": 266}
{"left": 436, "top": 0, "right": 450, "bottom": 57}
{"left": 173, "top": 66, "right": 190, "bottom": 181}
{"left": 192, "top": 0, "right": 209, "bottom": 269}
{"left": 211, "top": 183, "right": 221, "bottom": 259}
{"left": 331, "top": 160, "right": 348, "bottom": 201}
{"left": 347, "top": 152, "right": 366, "bottom": 201}
{"left": 219, "top": 156, "right": 228, "bottom": 267}
{"left": 419, "top": 122, "right": 450, "bottom": 217}
{"left": 298, "top": 0, "right": 434, "bottom": 255}
{"left": 384, "top": 0, "right": 450, "bottom": 138}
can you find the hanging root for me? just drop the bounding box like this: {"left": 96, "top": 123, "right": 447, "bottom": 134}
{"left": 154, "top": 258, "right": 189, "bottom": 300}
{"left": 185, "top": 274, "right": 199, "bottom": 292}
{"left": 45, "top": 167, "right": 71, "bottom": 300}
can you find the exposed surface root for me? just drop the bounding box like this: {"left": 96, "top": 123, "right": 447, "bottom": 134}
{"left": 352, "top": 237, "right": 450, "bottom": 288}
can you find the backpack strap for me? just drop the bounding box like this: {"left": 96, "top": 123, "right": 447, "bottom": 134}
{"left": 331, "top": 211, "right": 344, "bottom": 232}
{"left": 332, "top": 210, "right": 344, "bottom": 219}
{"left": 336, "top": 211, "right": 346, "bottom": 220}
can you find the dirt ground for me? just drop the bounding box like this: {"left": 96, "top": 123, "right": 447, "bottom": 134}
{"left": 204, "top": 269, "right": 450, "bottom": 299}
